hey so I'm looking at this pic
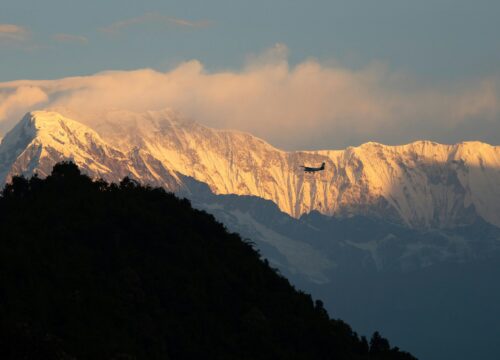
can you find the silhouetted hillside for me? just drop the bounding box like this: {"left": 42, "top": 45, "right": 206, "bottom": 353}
{"left": 0, "top": 162, "right": 416, "bottom": 360}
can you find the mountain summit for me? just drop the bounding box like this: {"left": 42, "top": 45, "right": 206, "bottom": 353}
{"left": 0, "top": 111, "right": 181, "bottom": 190}
{"left": 1, "top": 110, "right": 499, "bottom": 229}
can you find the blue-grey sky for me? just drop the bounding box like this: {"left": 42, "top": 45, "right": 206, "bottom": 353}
{"left": 0, "top": 0, "right": 499, "bottom": 149}
{"left": 2, "top": 0, "right": 499, "bottom": 81}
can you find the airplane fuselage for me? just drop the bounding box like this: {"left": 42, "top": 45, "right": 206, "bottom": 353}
{"left": 301, "top": 162, "right": 325, "bottom": 173}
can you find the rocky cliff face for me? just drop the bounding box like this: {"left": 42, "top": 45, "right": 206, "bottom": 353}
{"left": 1, "top": 110, "right": 500, "bottom": 229}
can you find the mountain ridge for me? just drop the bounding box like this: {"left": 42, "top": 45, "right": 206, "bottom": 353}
{"left": 1, "top": 110, "right": 499, "bottom": 229}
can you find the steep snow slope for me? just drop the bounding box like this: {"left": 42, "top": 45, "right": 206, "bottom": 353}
{"left": 96, "top": 110, "right": 500, "bottom": 229}
{"left": 313, "top": 141, "right": 500, "bottom": 228}
{"left": 0, "top": 111, "right": 181, "bottom": 189}
{"left": 1, "top": 110, "right": 500, "bottom": 229}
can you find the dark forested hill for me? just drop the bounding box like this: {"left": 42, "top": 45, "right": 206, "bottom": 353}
{"left": 0, "top": 162, "right": 416, "bottom": 360}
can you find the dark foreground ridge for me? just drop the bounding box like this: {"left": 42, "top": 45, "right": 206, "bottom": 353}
{"left": 0, "top": 162, "right": 416, "bottom": 360}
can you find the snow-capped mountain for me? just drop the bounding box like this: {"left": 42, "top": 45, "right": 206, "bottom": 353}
{"left": 1, "top": 110, "right": 500, "bottom": 230}
{"left": 2, "top": 110, "right": 498, "bottom": 360}
{"left": 0, "top": 111, "right": 182, "bottom": 190}
{"left": 96, "top": 109, "right": 500, "bottom": 229}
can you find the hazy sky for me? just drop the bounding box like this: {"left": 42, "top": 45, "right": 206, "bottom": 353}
{"left": 1, "top": 0, "right": 499, "bottom": 149}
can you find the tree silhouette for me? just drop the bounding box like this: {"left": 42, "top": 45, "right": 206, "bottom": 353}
{"left": 370, "top": 331, "right": 391, "bottom": 354}
{"left": 0, "top": 162, "right": 417, "bottom": 360}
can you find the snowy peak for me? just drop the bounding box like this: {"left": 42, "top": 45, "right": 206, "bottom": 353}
{"left": 0, "top": 111, "right": 182, "bottom": 189}
{"left": 27, "top": 111, "right": 122, "bottom": 168}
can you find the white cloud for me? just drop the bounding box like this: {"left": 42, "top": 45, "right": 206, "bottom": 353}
{"left": 0, "top": 45, "right": 498, "bottom": 149}
{"left": 53, "top": 33, "right": 88, "bottom": 44}
{"left": 100, "top": 13, "right": 212, "bottom": 34}
{"left": 0, "top": 86, "right": 48, "bottom": 121}
{"left": 0, "top": 24, "right": 29, "bottom": 41}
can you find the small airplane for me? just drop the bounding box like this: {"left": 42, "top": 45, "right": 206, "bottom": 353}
{"left": 301, "top": 162, "right": 325, "bottom": 173}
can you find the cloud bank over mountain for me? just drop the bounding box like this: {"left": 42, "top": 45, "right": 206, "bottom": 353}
{"left": 0, "top": 44, "right": 498, "bottom": 149}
